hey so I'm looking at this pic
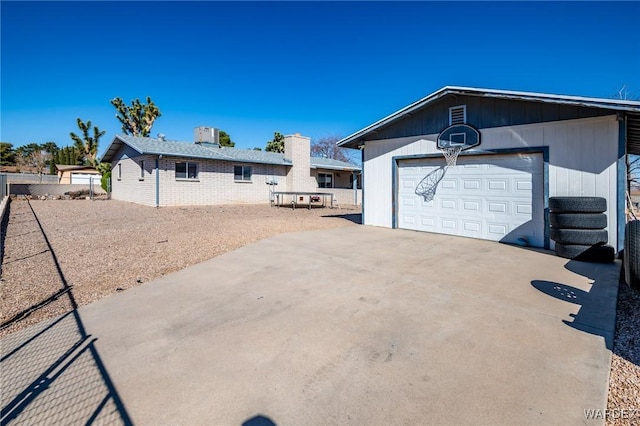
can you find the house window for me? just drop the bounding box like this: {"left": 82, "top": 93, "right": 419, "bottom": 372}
{"left": 234, "top": 165, "right": 252, "bottom": 182}
{"left": 318, "top": 172, "right": 333, "bottom": 188}
{"left": 449, "top": 105, "right": 467, "bottom": 125}
{"left": 176, "top": 162, "right": 198, "bottom": 179}
{"left": 117, "top": 163, "right": 122, "bottom": 180}
{"left": 139, "top": 160, "right": 145, "bottom": 179}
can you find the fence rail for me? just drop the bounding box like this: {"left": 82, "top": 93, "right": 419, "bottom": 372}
{"left": 1, "top": 173, "right": 59, "bottom": 184}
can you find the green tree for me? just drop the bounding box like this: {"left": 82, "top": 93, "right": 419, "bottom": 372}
{"left": 15, "top": 143, "right": 42, "bottom": 159}
{"left": 265, "top": 131, "right": 285, "bottom": 153}
{"left": 110, "top": 96, "right": 162, "bottom": 137}
{"left": 70, "top": 118, "right": 105, "bottom": 167}
{"left": 0, "top": 142, "right": 16, "bottom": 166}
{"left": 41, "top": 141, "right": 58, "bottom": 154}
{"left": 97, "top": 162, "right": 112, "bottom": 191}
{"left": 219, "top": 130, "right": 235, "bottom": 147}
{"left": 41, "top": 141, "right": 59, "bottom": 174}
{"left": 56, "top": 146, "right": 83, "bottom": 166}
{"left": 253, "top": 147, "right": 262, "bottom": 151}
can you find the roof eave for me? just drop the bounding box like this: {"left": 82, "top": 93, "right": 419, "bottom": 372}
{"left": 101, "top": 136, "right": 292, "bottom": 166}
{"left": 311, "top": 164, "right": 361, "bottom": 172}
{"left": 337, "top": 86, "right": 640, "bottom": 148}
{"left": 100, "top": 135, "right": 144, "bottom": 163}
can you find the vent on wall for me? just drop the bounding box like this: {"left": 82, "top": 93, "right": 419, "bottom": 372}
{"left": 449, "top": 105, "right": 467, "bottom": 125}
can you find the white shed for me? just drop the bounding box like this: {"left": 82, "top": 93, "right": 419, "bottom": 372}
{"left": 338, "top": 86, "right": 640, "bottom": 252}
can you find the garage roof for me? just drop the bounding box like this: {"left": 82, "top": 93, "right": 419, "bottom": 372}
{"left": 337, "top": 86, "right": 640, "bottom": 154}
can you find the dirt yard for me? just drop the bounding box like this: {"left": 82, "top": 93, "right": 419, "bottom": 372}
{"left": 0, "top": 198, "right": 360, "bottom": 335}
{"left": 1, "top": 198, "right": 637, "bottom": 424}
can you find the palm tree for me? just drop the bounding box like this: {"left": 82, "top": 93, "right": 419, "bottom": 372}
{"left": 70, "top": 118, "right": 105, "bottom": 167}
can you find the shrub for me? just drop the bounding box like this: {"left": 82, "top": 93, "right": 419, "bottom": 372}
{"left": 101, "top": 170, "right": 111, "bottom": 192}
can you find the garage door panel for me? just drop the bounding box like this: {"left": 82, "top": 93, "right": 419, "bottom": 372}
{"left": 402, "top": 179, "right": 415, "bottom": 188}
{"left": 463, "top": 200, "right": 481, "bottom": 212}
{"left": 488, "top": 179, "right": 508, "bottom": 191}
{"left": 462, "top": 179, "right": 481, "bottom": 190}
{"left": 441, "top": 219, "right": 457, "bottom": 230}
{"left": 398, "top": 153, "right": 544, "bottom": 247}
{"left": 440, "top": 199, "right": 457, "bottom": 209}
{"left": 440, "top": 179, "right": 456, "bottom": 190}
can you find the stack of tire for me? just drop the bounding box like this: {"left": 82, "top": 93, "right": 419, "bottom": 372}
{"left": 624, "top": 220, "right": 640, "bottom": 290}
{"left": 549, "top": 196, "right": 615, "bottom": 263}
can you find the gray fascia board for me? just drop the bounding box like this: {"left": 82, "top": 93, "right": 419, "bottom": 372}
{"left": 311, "top": 164, "right": 361, "bottom": 171}
{"left": 100, "top": 136, "right": 143, "bottom": 163}
{"left": 337, "top": 85, "right": 640, "bottom": 147}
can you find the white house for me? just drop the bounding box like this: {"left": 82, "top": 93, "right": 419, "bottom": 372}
{"left": 101, "top": 132, "right": 361, "bottom": 207}
{"left": 338, "top": 86, "right": 640, "bottom": 252}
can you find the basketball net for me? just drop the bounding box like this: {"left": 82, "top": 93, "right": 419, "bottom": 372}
{"left": 440, "top": 146, "right": 462, "bottom": 167}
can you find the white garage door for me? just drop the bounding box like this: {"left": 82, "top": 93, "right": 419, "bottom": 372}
{"left": 71, "top": 173, "right": 101, "bottom": 185}
{"left": 397, "top": 153, "right": 544, "bottom": 247}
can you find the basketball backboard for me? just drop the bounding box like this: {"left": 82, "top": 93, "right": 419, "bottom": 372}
{"left": 437, "top": 124, "right": 481, "bottom": 150}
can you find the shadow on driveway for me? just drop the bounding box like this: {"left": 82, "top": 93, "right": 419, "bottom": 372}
{"left": 0, "top": 199, "right": 132, "bottom": 425}
{"left": 531, "top": 259, "right": 620, "bottom": 352}
{"left": 321, "top": 212, "right": 362, "bottom": 224}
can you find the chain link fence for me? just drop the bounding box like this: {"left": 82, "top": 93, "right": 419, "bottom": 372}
{"left": 0, "top": 199, "right": 132, "bottom": 425}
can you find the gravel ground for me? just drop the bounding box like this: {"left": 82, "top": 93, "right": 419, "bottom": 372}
{"left": 1, "top": 197, "right": 638, "bottom": 422}
{"left": 0, "top": 198, "right": 360, "bottom": 336}
{"left": 607, "top": 282, "right": 640, "bottom": 426}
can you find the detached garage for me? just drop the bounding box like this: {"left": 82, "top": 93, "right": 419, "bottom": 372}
{"left": 338, "top": 86, "right": 640, "bottom": 252}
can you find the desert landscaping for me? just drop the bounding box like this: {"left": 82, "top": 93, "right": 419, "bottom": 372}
{"left": 1, "top": 197, "right": 638, "bottom": 425}
{"left": 0, "top": 198, "right": 360, "bottom": 336}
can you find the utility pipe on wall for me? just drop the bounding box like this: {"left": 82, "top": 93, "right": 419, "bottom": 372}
{"left": 155, "top": 155, "right": 162, "bottom": 208}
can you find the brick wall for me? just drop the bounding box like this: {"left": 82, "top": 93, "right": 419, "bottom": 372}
{"left": 112, "top": 151, "right": 288, "bottom": 207}
{"left": 110, "top": 136, "right": 360, "bottom": 207}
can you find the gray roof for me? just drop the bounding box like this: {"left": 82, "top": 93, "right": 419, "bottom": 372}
{"left": 310, "top": 156, "right": 361, "bottom": 171}
{"left": 101, "top": 135, "right": 291, "bottom": 166}
{"left": 337, "top": 85, "right": 640, "bottom": 151}
{"left": 101, "top": 135, "right": 361, "bottom": 171}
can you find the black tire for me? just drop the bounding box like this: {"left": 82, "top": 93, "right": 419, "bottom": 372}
{"left": 549, "top": 197, "right": 607, "bottom": 213}
{"left": 549, "top": 213, "right": 607, "bottom": 229}
{"left": 555, "top": 243, "right": 615, "bottom": 263}
{"left": 550, "top": 227, "right": 608, "bottom": 245}
{"left": 624, "top": 220, "right": 640, "bottom": 290}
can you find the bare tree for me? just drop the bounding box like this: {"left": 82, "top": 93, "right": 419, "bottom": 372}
{"left": 612, "top": 85, "right": 640, "bottom": 185}
{"left": 629, "top": 157, "right": 640, "bottom": 188}
{"left": 311, "top": 135, "right": 359, "bottom": 164}
{"left": 615, "top": 84, "right": 633, "bottom": 101}
{"left": 16, "top": 148, "right": 51, "bottom": 180}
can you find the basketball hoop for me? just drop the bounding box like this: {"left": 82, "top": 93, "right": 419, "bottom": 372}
{"left": 440, "top": 145, "right": 463, "bottom": 167}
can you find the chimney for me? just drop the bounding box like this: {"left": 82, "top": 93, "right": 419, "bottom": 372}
{"left": 284, "top": 133, "right": 312, "bottom": 192}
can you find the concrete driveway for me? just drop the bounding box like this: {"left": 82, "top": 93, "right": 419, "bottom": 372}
{"left": 1, "top": 226, "right": 620, "bottom": 425}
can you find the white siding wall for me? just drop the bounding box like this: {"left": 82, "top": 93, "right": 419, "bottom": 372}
{"left": 363, "top": 115, "right": 620, "bottom": 247}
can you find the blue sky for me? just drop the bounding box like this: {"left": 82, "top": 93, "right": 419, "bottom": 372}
{"left": 1, "top": 1, "right": 639, "bottom": 155}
